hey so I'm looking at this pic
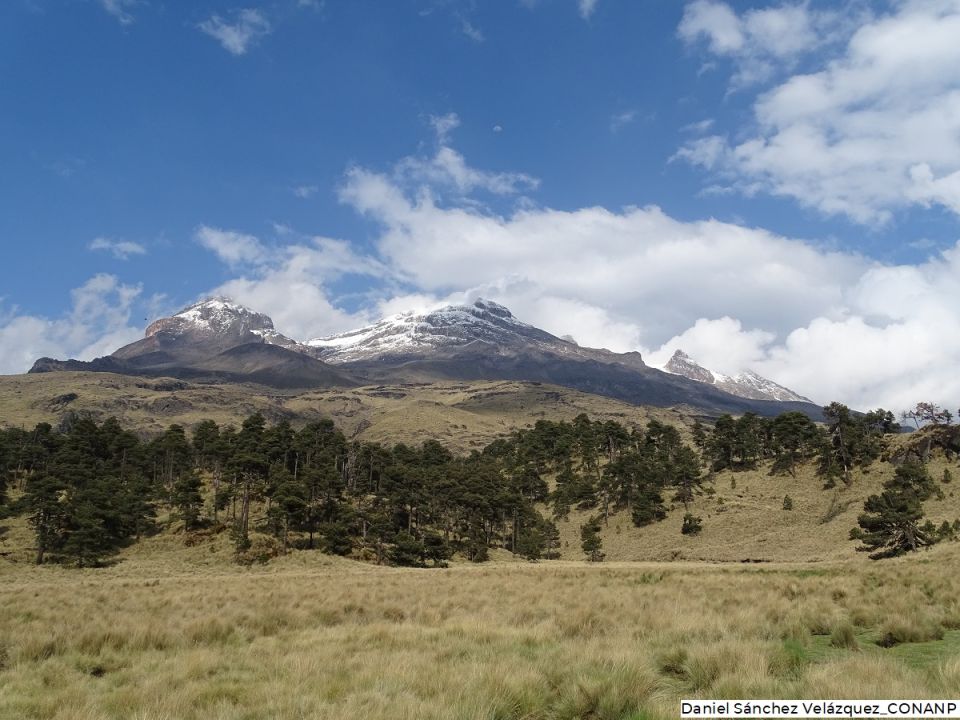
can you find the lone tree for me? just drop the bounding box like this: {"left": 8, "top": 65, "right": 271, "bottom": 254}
{"left": 851, "top": 462, "right": 936, "bottom": 559}
{"left": 904, "top": 402, "right": 953, "bottom": 428}
{"left": 580, "top": 515, "right": 605, "bottom": 562}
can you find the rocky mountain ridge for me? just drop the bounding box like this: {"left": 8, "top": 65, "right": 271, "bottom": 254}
{"left": 307, "top": 299, "right": 646, "bottom": 369}
{"left": 662, "top": 349, "right": 811, "bottom": 403}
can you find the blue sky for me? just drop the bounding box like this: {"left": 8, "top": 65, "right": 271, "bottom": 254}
{"left": 2, "top": 0, "right": 960, "bottom": 411}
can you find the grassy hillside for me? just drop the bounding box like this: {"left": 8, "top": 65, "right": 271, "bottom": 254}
{"left": 0, "top": 372, "right": 693, "bottom": 452}
{"left": 3, "top": 371, "right": 958, "bottom": 566}
{"left": 556, "top": 445, "right": 960, "bottom": 563}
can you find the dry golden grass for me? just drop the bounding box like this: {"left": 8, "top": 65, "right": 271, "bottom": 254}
{"left": 2, "top": 529, "right": 960, "bottom": 719}
{"left": 0, "top": 372, "right": 689, "bottom": 452}
{"left": 555, "top": 447, "right": 960, "bottom": 563}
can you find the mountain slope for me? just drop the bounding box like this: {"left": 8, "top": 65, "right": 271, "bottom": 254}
{"left": 309, "top": 300, "right": 822, "bottom": 419}
{"left": 662, "top": 349, "right": 811, "bottom": 403}
{"left": 308, "top": 299, "right": 645, "bottom": 368}
{"left": 30, "top": 298, "right": 354, "bottom": 389}
{"left": 27, "top": 296, "right": 822, "bottom": 418}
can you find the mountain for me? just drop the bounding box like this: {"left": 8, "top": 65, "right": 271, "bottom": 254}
{"left": 307, "top": 299, "right": 644, "bottom": 368}
{"left": 662, "top": 349, "right": 811, "bottom": 403}
{"left": 307, "top": 299, "right": 822, "bottom": 418}
{"left": 30, "top": 298, "right": 354, "bottom": 389}
{"left": 28, "top": 296, "right": 822, "bottom": 418}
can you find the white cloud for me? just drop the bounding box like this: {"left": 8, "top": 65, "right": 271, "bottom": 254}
{"left": 679, "top": 0, "right": 845, "bottom": 87}
{"left": 373, "top": 114, "right": 541, "bottom": 198}
{"left": 460, "top": 19, "right": 484, "bottom": 43}
{"left": 329, "top": 137, "right": 960, "bottom": 412}
{"left": 100, "top": 0, "right": 139, "bottom": 26}
{"left": 677, "top": 0, "right": 960, "bottom": 224}
{"left": 429, "top": 112, "right": 461, "bottom": 144}
{"left": 395, "top": 146, "right": 540, "bottom": 196}
{"left": 196, "top": 227, "right": 386, "bottom": 340}
{"left": 198, "top": 9, "right": 271, "bottom": 56}
{"left": 89, "top": 237, "right": 147, "bottom": 260}
{"left": 682, "top": 118, "right": 715, "bottom": 134}
{"left": 646, "top": 317, "right": 775, "bottom": 377}
{"left": 195, "top": 226, "right": 267, "bottom": 267}
{"left": 0, "top": 275, "right": 142, "bottom": 374}
{"left": 578, "top": 0, "right": 599, "bottom": 20}
{"left": 293, "top": 185, "right": 319, "bottom": 199}
{"left": 679, "top": 0, "right": 744, "bottom": 54}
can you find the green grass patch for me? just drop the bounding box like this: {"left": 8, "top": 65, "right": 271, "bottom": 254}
{"left": 805, "top": 629, "right": 960, "bottom": 670}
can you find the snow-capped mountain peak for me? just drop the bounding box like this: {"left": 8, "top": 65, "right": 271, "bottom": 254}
{"left": 306, "top": 298, "right": 559, "bottom": 363}
{"left": 662, "top": 349, "right": 811, "bottom": 404}
{"left": 147, "top": 297, "right": 275, "bottom": 337}
{"left": 137, "top": 297, "right": 308, "bottom": 354}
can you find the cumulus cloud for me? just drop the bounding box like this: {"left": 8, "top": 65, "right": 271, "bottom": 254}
{"left": 381, "top": 113, "right": 540, "bottom": 197}
{"left": 677, "top": 0, "right": 960, "bottom": 224}
{"left": 0, "top": 275, "right": 142, "bottom": 374}
{"left": 340, "top": 166, "right": 865, "bottom": 343}
{"left": 89, "top": 237, "right": 147, "bottom": 260}
{"left": 196, "top": 227, "right": 386, "bottom": 340}
{"left": 646, "top": 317, "right": 776, "bottom": 377}
{"left": 184, "top": 129, "right": 960, "bottom": 413}
{"left": 198, "top": 9, "right": 271, "bottom": 56}
{"left": 327, "top": 137, "right": 960, "bottom": 411}
{"left": 195, "top": 226, "right": 267, "bottom": 267}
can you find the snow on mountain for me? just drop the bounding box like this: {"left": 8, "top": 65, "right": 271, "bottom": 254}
{"left": 662, "top": 349, "right": 811, "bottom": 404}
{"left": 306, "top": 299, "right": 568, "bottom": 363}
{"left": 143, "top": 297, "right": 304, "bottom": 351}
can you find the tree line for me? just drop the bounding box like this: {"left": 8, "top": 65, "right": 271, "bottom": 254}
{"left": 0, "top": 401, "right": 956, "bottom": 566}
{"left": 0, "top": 411, "right": 712, "bottom": 566}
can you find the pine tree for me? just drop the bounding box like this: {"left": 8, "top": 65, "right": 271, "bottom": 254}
{"left": 580, "top": 515, "right": 604, "bottom": 562}
{"left": 172, "top": 471, "right": 204, "bottom": 530}
{"left": 851, "top": 462, "right": 935, "bottom": 559}
{"left": 390, "top": 531, "right": 425, "bottom": 567}
{"left": 670, "top": 445, "right": 703, "bottom": 509}
{"left": 24, "top": 470, "right": 66, "bottom": 564}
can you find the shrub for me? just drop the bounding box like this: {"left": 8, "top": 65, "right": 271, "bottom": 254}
{"left": 681, "top": 513, "right": 702, "bottom": 535}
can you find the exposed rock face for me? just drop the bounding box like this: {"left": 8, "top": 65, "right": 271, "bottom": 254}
{"left": 662, "top": 349, "right": 811, "bottom": 403}
{"left": 664, "top": 350, "right": 714, "bottom": 384}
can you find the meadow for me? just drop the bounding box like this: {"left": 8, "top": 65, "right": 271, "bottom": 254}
{"left": 4, "top": 373, "right": 960, "bottom": 718}
{"left": 2, "top": 532, "right": 960, "bottom": 720}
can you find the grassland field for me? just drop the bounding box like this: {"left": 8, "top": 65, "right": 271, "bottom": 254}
{"left": 3, "top": 372, "right": 960, "bottom": 718}
{"left": 3, "top": 531, "right": 960, "bottom": 720}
